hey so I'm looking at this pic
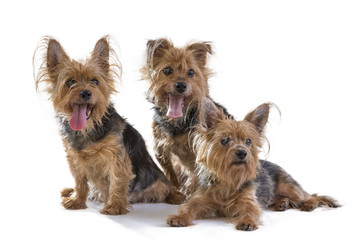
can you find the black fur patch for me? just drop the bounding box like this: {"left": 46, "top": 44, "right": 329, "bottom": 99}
{"left": 252, "top": 160, "right": 276, "bottom": 208}
{"left": 123, "top": 123, "right": 169, "bottom": 192}
{"left": 58, "top": 103, "right": 169, "bottom": 193}
{"left": 252, "top": 160, "right": 302, "bottom": 208}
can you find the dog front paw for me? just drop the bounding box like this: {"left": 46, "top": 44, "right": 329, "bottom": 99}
{"left": 61, "top": 197, "right": 87, "bottom": 210}
{"left": 167, "top": 215, "right": 191, "bottom": 227}
{"left": 236, "top": 220, "right": 258, "bottom": 231}
{"left": 100, "top": 204, "right": 129, "bottom": 215}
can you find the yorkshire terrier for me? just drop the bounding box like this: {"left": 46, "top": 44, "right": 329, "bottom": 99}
{"left": 33, "top": 36, "right": 184, "bottom": 215}
{"left": 141, "top": 38, "right": 231, "bottom": 194}
{"left": 167, "top": 101, "right": 340, "bottom": 230}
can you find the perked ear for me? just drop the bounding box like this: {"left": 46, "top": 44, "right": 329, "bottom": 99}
{"left": 146, "top": 38, "right": 172, "bottom": 69}
{"left": 91, "top": 37, "right": 110, "bottom": 70}
{"left": 199, "top": 98, "right": 224, "bottom": 130}
{"left": 46, "top": 39, "right": 69, "bottom": 72}
{"left": 186, "top": 42, "right": 212, "bottom": 67}
{"left": 244, "top": 103, "right": 272, "bottom": 133}
{"left": 146, "top": 38, "right": 171, "bottom": 53}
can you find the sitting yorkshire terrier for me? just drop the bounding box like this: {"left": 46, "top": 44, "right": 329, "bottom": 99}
{"left": 167, "top": 101, "right": 340, "bottom": 230}
{"left": 34, "top": 36, "right": 184, "bottom": 215}
{"left": 141, "top": 39, "right": 231, "bottom": 195}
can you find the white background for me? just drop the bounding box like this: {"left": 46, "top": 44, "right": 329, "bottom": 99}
{"left": 1, "top": 0, "right": 359, "bottom": 239}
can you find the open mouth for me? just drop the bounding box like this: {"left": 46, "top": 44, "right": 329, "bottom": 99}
{"left": 69, "top": 103, "right": 94, "bottom": 131}
{"left": 165, "top": 94, "right": 185, "bottom": 119}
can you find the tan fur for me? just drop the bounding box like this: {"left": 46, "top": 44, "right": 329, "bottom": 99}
{"left": 271, "top": 180, "right": 339, "bottom": 211}
{"left": 152, "top": 124, "right": 197, "bottom": 192}
{"left": 168, "top": 103, "right": 267, "bottom": 230}
{"left": 167, "top": 183, "right": 261, "bottom": 231}
{"left": 34, "top": 36, "right": 120, "bottom": 131}
{"left": 168, "top": 102, "right": 339, "bottom": 230}
{"left": 62, "top": 133, "right": 134, "bottom": 215}
{"left": 142, "top": 39, "right": 214, "bottom": 195}
{"left": 34, "top": 36, "right": 184, "bottom": 216}
{"left": 193, "top": 119, "right": 261, "bottom": 190}
{"left": 129, "top": 179, "right": 169, "bottom": 203}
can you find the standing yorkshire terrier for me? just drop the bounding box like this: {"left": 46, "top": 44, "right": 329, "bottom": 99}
{"left": 141, "top": 39, "right": 231, "bottom": 194}
{"left": 34, "top": 36, "right": 184, "bottom": 215}
{"left": 167, "top": 101, "right": 340, "bottom": 230}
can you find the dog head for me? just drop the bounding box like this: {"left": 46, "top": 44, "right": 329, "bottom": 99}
{"left": 34, "top": 36, "right": 121, "bottom": 131}
{"left": 141, "top": 38, "right": 213, "bottom": 119}
{"left": 194, "top": 100, "right": 272, "bottom": 188}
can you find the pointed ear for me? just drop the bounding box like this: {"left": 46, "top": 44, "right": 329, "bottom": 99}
{"left": 244, "top": 103, "right": 271, "bottom": 133}
{"left": 92, "top": 37, "right": 110, "bottom": 70}
{"left": 199, "top": 98, "right": 224, "bottom": 130}
{"left": 46, "top": 39, "right": 69, "bottom": 72}
{"left": 186, "top": 42, "right": 212, "bottom": 67}
{"left": 146, "top": 38, "right": 172, "bottom": 69}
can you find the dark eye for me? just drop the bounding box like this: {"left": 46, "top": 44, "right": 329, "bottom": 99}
{"left": 245, "top": 138, "right": 252, "bottom": 146}
{"left": 187, "top": 69, "right": 194, "bottom": 78}
{"left": 163, "top": 66, "right": 173, "bottom": 76}
{"left": 91, "top": 78, "right": 99, "bottom": 86}
{"left": 221, "top": 137, "right": 231, "bottom": 146}
{"left": 66, "top": 79, "right": 76, "bottom": 88}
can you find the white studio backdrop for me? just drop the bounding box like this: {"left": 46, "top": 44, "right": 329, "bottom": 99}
{"left": 0, "top": 1, "right": 359, "bottom": 239}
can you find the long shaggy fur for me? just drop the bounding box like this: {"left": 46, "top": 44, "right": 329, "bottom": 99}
{"left": 141, "top": 38, "right": 231, "bottom": 195}
{"left": 33, "top": 35, "right": 121, "bottom": 96}
{"left": 34, "top": 36, "right": 184, "bottom": 215}
{"left": 168, "top": 102, "right": 340, "bottom": 230}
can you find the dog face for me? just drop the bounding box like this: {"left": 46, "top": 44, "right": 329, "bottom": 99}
{"left": 142, "top": 38, "right": 213, "bottom": 119}
{"left": 194, "top": 101, "right": 271, "bottom": 188}
{"left": 35, "top": 36, "right": 120, "bottom": 131}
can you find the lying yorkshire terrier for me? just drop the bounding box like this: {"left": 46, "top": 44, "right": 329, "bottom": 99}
{"left": 167, "top": 100, "right": 340, "bottom": 230}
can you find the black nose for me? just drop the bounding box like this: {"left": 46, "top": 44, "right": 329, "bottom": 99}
{"left": 175, "top": 82, "right": 187, "bottom": 93}
{"left": 80, "top": 90, "right": 92, "bottom": 101}
{"left": 236, "top": 150, "right": 247, "bottom": 160}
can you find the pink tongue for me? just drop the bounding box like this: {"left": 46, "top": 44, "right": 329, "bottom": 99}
{"left": 167, "top": 95, "right": 184, "bottom": 119}
{"left": 69, "top": 104, "right": 87, "bottom": 131}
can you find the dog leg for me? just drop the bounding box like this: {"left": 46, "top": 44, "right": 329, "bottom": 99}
{"left": 101, "top": 154, "right": 133, "bottom": 215}
{"left": 61, "top": 154, "right": 88, "bottom": 210}
{"left": 231, "top": 187, "right": 261, "bottom": 231}
{"left": 167, "top": 190, "right": 217, "bottom": 227}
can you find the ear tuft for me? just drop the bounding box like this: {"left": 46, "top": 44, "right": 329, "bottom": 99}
{"left": 146, "top": 38, "right": 171, "bottom": 53}
{"left": 146, "top": 38, "right": 172, "bottom": 70}
{"left": 186, "top": 42, "right": 212, "bottom": 67}
{"left": 92, "top": 36, "right": 110, "bottom": 70}
{"left": 244, "top": 103, "right": 273, "bottom": 133}
{"left": 199, "top": 98, "right": 224, "bottom": 129}
{"left": 46, "top": 38, "right": 69, "bottom": 72}
{"left": 92, "top": 37, "right": 110, "bottom": 59}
